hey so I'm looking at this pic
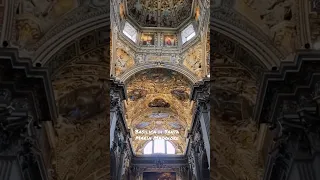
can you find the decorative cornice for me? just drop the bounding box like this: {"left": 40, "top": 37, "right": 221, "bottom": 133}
{"left": 119, "top": 63, "right": 199, "bottom": 84}
{"left": 254, "top": 50, "right": 320, "bottom": 125}
{"left": 190, "top": 78, "right": 210, "bottom": 101}
{"left": 0, "top": 48, "right": 58, "bottom": 122}
{"left": 110, "top": 77, "right": 127, "bottom": 101}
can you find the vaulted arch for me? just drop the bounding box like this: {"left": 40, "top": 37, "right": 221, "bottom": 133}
{"left": 125, "top": 68, "right": 194, "bottom": 155}
{"left": 119, "top": 63, "right": 199, "bottom": 84}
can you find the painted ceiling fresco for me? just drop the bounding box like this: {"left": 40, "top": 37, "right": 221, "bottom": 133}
{"left": 126, "top": 0, "right": 193, "bottom": 27}
{"left": 125, "top": 68, "right": 193, "bottom": 154}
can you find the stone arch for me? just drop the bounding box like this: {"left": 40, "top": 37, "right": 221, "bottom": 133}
{"left": 211, "top": 17, "right": 281, "bottom": 70}
{"left": 119, "top": 63, "right": 199, "bottom": 84}
{"left": 45, "top": 21, "right": 110, "bottom": 180}
{"left": 34, "top": 15, "right": 110, "bottom": 65}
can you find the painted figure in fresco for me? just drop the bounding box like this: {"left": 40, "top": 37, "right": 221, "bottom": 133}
{"left": 164, "top": 36, "right": 175, "bottom": 46}
{"left": 256, "top": 0, "right": 294, "bottom": 28}
{"left": 150, "top": 16, "right": 156, "bottom": 24}
{"left": 148, "top": 98, "right": 170, "bottom": 108}
{"left": 171, "top": 89, "right": 188, "bottom": 101}
{"left": 166, "top": 37, "right": 172, "bottom": 45}
{"left": 142, "top": 34, "right": 154, "bottom": 45}
{"left": 146, "top": 13, "right": 156, "bottom": 25}
{"left": 58, "top": 86, "right": 106, "bottom": 123}
{"left": 162, "top": 11, "right": 173, "bottom": 27}
{"left": 16, "top": 0, "right": 74, "bottom": 18}
{"left": 128, "top": 89, "right": 147, "bottom": 101}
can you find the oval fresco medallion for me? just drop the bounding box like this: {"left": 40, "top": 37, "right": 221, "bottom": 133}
{"left": 135, "top": 122, "right": 150, "bottom": 129}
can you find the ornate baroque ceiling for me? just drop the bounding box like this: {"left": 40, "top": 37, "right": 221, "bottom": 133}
{"left": 0, "top": 0, "right": 318, "bottom": 180}
{"left": 126, "top": 0, "right": 194, "bottom": 27}
{"left": 126, "top": 68, "right": 193, "bottom": 154}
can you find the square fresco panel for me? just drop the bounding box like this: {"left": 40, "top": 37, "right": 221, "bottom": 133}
{"left": 143, "top": 172, "right": 176, "bottom": 180}
{"left": 163, "top": 35, "right": 176, "bottom": 46}
{"left": 141, "top": 33, "right": 156, "bottom": 46}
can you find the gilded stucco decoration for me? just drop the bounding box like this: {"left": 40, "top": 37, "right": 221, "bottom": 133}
{"left": 125, "top": 68, "right": 193, "bottom": 154}
{"left": 237, "top": 0, "right": 298, "bottom": 54}
{"left": 110, "top": 0, "right": 209, "bottom": 82}
{"left": 115, "top": 48, "right": 135, "bottom": 76}
{"left": 126, "top": 0, "right": 193, "bottom": 27}
{"left": 183, "top": 42, "right": 204, "bottom": 78}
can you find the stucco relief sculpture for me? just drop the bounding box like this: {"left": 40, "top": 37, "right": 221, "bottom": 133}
{"left": 115, "top": 48, "right": 135, "bottom": 76}
{"left": 15, "top": 0, "right": 78, "bottom": 47}
{"left": 183, "top": 42, "right": 204, "bottom": 78}
{"left": 238, "top": 0, "right": 298, "bottom": 54}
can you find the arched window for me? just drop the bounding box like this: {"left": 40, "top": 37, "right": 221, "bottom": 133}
{"left": 143, "top": 139, "right": 176, "bottom": 154}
